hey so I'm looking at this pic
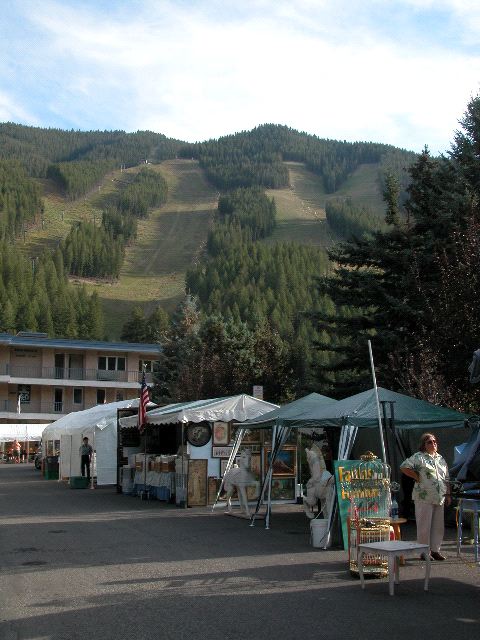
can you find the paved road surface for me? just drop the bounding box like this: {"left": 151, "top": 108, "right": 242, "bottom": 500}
{"left": 0, "top": 464, "right": 478, "bottom": 640}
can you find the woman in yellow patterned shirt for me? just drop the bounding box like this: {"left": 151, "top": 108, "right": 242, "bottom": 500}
{"left": 400, "top": 433, "right": 451, "bottom": 560}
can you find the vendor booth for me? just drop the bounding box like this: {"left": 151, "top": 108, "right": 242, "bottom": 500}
{"left": 118, "top": 394, "right": 279, "bottom": 506}
{"left": 236, "top": 387, "right": 469, "bottom": 552}
{"left": 42, "top": 399, "right": 146, "bottom": 484}
{"left": 0, "top": 424, "right": 47, "bottom": 462}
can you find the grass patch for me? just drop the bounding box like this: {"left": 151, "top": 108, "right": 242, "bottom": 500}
{"left": 82, "top": 160, "right": 218, "bottom": 338}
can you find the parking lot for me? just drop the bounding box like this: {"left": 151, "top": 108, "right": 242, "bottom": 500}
{"left": 0, "top": 464, "right": 479, "bottom": 640}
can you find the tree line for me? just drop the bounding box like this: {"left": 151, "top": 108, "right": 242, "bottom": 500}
{"left": 0, "top": 242, "right": 103, "bottom": 338}
{"left": 313, "top": 94, "right": 480, "bottom": 411}
{"left": 0, "top": 123, "right": 182, "bottom": 178}
{"left": 0, "top": 161, "right": 43, "bottom": 240}
{"left": 179, "top": 124, "right": 411, "bottom": 193}
{"left": 58, "top": 168, "right": 168, "bottom": 279}
{"left": 325, "top": 198, "right": 387, "bottom": 239}
{"left": 161, "top": 186, "right": 333, "bottom": 400}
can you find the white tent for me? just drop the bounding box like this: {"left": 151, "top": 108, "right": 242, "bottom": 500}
{"left": 0, "top": 424, "right": 47, "bottom": 442}
{"left": 118, "top": 394, "right": 279, "bottom": 428}
{"left": 42, "top": 399, "right": 143, "bottom": 485}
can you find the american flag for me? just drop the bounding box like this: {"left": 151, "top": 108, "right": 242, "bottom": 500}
{"left": 138, "top": 371, "right": 149, "bottom": 433}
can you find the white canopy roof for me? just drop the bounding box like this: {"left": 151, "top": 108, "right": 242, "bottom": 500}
{"left": 41, "top": 399, "right": 155, "bottom": 485}
{"left": 0, "top": 424, "right": 47, "bottom": 442}
{"left": 119, "top": 394, "right": 279, "bottom": 428}
{"left": 42, "top": 399, "right": 142, "bottom": 441}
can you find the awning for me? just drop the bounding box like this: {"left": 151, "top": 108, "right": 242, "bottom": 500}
{"left": 119, "top": 394, "right": 279, "bottom": 428}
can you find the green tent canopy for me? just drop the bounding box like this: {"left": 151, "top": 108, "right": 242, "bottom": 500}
{"left": 244, "top": 392, "right": 337, "bottom": 428}
{"left": 274, "top": 387, "right": 469, "bottom": 430}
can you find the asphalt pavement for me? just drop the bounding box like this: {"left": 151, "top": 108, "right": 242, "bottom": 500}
{"left": 0, "top": 464, "right": 478, "bottom": 640}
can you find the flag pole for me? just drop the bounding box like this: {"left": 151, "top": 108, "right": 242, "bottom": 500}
{"left": 138, "top": 366, "right": 149, "bottom": 500}
{"left": 368, "top": 339, "right": 387, "bottom": 464}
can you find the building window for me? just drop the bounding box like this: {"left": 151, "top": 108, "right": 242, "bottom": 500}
{"left": 98, "top": 356, "right": 126, "bottom": 371}
{"left": 97, "top": 389, "right": 106, "bottom": 405}
{"left": 73, "top": 388, "right": 83, "bottom": 405}
{"left": 54, "top": 388, "right": 63, "bottom": 412}
{"left": 116, "top": 391, "right": 124, "bottom": 402}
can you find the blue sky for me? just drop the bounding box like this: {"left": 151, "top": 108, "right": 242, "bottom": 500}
{"left": 1, "top": 0, "right": 479, "bottom": 154}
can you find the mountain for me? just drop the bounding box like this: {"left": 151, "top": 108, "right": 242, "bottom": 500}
{"left": 0, "top": 122, "right": 416, "bottom": 339}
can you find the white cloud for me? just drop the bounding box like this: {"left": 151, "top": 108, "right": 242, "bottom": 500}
{"left": 0, "top": 92, "right": 38, "bottom": 124}
{"left": 2, "top": 0, "right": 480, "bottom": 152}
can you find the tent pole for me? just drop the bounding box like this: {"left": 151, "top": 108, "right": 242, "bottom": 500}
{"left": 212, "top": 428, "right": 245, "bottom": 511}
{"left": 142, "top": 426, "right": 148, "bottom": 499}
{"left": 368, "top": 340, "right": 387, "bottom": 464}
{"left": 91, "top": 428, "right": 96, "bottom": 489}
{"left": 265, "top": 424, "right": 277, "bottom": 530}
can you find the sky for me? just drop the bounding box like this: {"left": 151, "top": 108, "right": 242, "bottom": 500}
{"left": 1, "top": 0, "right": 480, "bottom": 154}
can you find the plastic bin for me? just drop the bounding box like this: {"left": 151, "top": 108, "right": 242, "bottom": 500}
{"left": 310, "top": 518, "right": 330, "bottom": 548}
{"left": 69, "top": 476, "right": 90, "bottom": 489}
{"left": 45, "top": 456, "right": 59, "bottom": 480}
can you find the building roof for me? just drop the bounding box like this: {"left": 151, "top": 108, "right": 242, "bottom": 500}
{"left": 0, "top": 332, "right": 161, "bottom": 355}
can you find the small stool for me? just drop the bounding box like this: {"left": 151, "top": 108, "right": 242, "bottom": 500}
{"left": 358, "top": 540, "right": 431, "bottom": 596}
{"left": 456, "top": 498, "right": 480, "bottom": 563}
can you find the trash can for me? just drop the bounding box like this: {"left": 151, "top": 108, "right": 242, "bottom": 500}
{"left": 45, "top": 455, "right": 59, "bottom": 480}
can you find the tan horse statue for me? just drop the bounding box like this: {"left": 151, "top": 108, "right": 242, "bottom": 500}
{"left": 223, "top": 449, "right": 258, "bottom": 516}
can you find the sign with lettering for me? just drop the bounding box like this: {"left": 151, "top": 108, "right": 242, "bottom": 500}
{"left": 334, "top": 460, "right": 384, "bottom": 550}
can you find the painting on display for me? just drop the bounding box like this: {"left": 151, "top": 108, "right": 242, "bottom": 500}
{"left": 246, "top": 453, "right": 262, "bottom": 501}
{"left": 187, "top": 459, "right": 208, "bottom": 507}
{"left": 263, "top": 447, "right": 297, "bottom": 477}
{"left": 208, "top": 476, "right": 220, "bottom": 505}
{"left": 212, "top": 446, "right": 233, "bottom": 459}
{"left": 212, "top": 422, "right": 230, "bottom": 446}
{"left": 230, "top": 425, "right": 261, "bottom": 444}
{"left": 270, "top": 477, "right": 295, "bottom": 501}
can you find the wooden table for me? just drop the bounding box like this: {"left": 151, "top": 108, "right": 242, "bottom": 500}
{"left": 358, "top": 540, "right": 431, "bottom": 596}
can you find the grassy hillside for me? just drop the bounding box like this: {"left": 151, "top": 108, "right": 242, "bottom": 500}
{"left": 82, "top": 160, "right": 218, "bottom": 339}
{"left": 266, "top": 162, "right": 338, "bottom": 247}
{"left": 266, "top": 160, "right": 384, "bottom": 247}
{"left": 24, "top": 156, "right": 385, "bottom": 339}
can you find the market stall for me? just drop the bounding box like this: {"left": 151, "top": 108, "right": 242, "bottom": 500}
{"left": 241, "top": 387, "right": 469, "bottom": 547}
{"left": 118, "top": 394, "right": 279, "bottom": 506}
{"left": 42, "top": 399, "right": 149, "bottom": 484}
{"left": 0, "top": 424, "right": 47, "bottom": 461}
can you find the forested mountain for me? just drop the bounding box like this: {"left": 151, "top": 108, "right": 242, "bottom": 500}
{"left": 0, "top": 123, "right": 182, "bottom": 183}
{"left": 0, "top": 117, "right": 422, "bottom": 402}
{"left": 180, "top": 124, "right": 413, "bottom": 193}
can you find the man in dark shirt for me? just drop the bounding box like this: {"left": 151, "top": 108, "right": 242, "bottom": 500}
{"left": 79, "top": 437, "right": 93, "bottom": 481}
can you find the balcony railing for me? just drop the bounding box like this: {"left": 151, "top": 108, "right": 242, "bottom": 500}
{"left": 0, "top": 364, "right": 153, "bottom": 384}
{"left": 1, "top": 399, "right": 85, "bottom": 414}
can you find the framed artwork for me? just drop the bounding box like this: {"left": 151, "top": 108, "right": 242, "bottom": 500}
{"left": 212, "top": 445, "right": 233, "bottom": 459}
{"left": 270, "top": 477, "right": 295, "bottom": 501}
{"left": 187, "top": 459, "right": 208, "bottom": 506}
{"left": 213, "top": 421, "right": 230, "bottom": 446}
{"left": 186, "top": 422, "right": 211, "bottom": 447}
{"left": 220, "top": 458, "right": 229, "bottom": 478}
{"left": 208, "top": 476, "right": 219, "bottom": 505}
{"left": 250, "top": 453, "right": 261, "bottom": 479}
{"left": 230, "top": 425, "right": 261, "bottom": 445}
{"left": 261, "top": 428, "right": 273, "bottom": 445}
{"left": 264, "top": 447, "right": 297, "bottom": 476}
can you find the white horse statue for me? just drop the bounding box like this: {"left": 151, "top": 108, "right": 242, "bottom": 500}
{"left": 223, "top": 449, "right": 258, "bottom": 516}
{"left": 303, "top": 446, "right": 334, "bottom": 520}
